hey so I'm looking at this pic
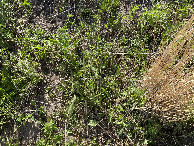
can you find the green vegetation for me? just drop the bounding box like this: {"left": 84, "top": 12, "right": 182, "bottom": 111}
{"left": 0, "top": 0, "right": 193, "bottom": 145}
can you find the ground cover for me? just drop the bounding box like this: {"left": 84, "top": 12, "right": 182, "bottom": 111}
{"left": 0, "top": 0, "right": 193, "bottom": 145}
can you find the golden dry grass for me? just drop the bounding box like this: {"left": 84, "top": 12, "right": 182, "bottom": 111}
{"left": 143, "top": 15, "right": 194, "bottom": 121}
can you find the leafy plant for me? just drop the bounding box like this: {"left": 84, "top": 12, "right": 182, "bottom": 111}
{"left": 0, "top": 0, "right": 193, "bottom": 145}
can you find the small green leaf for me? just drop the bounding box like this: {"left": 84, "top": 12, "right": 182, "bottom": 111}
{"left": 80, "top": 21, "right": 84, "bottom": 29}
{"left": 31, "top": 100, "right": 35, "bottom": 107}
{"left": 88, "top": 120, "right": 97, "bottom": 126}
{"left": 67, "top": 14, "right": 74, "bottom": 18}
{"left": 68, "top": 95, "right": 76, "bottom": 116}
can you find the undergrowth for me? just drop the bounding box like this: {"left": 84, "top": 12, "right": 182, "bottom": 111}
{"left": 0, "top": 0, "right": 193, "bottom": 145}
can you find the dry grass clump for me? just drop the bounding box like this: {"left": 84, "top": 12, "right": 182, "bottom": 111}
{"left": 143, "top": 15, "right": 194, "bottom": 121}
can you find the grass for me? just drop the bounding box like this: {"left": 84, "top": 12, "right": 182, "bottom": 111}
{"left": 143, "top": 14, "right": 194, "bottom": 121}
{"left": 0, "top": 0, "right": 193, "bottom": 145}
